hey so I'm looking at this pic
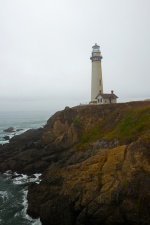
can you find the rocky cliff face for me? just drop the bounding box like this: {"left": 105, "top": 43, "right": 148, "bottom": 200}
{"left": 0, "top": 101, "right": 150, "bottom": 225}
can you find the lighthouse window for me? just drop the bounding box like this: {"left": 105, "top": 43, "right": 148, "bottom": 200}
{"left": 98, "top": 98, "right": 102, "bottom": 103}
{"left": 99, "top": 80, "right": 101, "bottom": 86}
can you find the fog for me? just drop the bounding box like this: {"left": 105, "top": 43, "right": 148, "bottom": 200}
{"left": 0, "top": 0, "right": 150, "bottom": 112}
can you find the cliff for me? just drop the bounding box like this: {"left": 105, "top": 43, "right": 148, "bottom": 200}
{"left": 0, "top": 101, "right": 150, "bottom": 225}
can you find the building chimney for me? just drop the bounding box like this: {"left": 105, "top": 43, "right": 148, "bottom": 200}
{"left": 111, "top": 90, "right": 114, "bottom": 94}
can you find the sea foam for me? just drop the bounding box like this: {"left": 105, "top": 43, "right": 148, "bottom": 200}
{"left": 1, "top": 171, "right": 42, "bottom": 225}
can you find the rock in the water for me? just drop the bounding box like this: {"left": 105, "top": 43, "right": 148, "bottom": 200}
{"left": 16, "top": 128, "right": 24, "bottom": 132}
{"left": 3, "top": 127, "right": 15, "bottom": 132}
{"left": 11, "top": 174, "right": 22, "bottom": 179}
{"left": 3, "top": 135, "right": 10, "bottom": 140}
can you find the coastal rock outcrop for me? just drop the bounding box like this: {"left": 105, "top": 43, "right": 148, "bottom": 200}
{"left": 27, "top": 132, "right": 150, "bottom": 225}
{"left": 3, "top": 135, "right": 10, "bottom": 140}
{"left": 0, "top": 101, "right": 150, "bottom": 225}
{"left": 3, "top": 127, "right": 15, "bottom": 132}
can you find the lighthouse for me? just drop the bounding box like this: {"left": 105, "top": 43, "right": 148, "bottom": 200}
{"left": 90, "top": 43, "right": 103, "bottom": 102}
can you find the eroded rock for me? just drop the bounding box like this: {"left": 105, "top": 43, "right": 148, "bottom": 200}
{"left": 3, "top": 127, "right": 14, "bottom": 132}
{"left": 0, "top": 101, "right": 150, "bottom": 225}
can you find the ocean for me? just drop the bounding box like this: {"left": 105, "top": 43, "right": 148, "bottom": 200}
{"left": 0, "top": 110, "right": 53, "bottom": 225}
{"left": 0, "top": 172, "right": 42, "bottom": 225}
{"left": 0, "top": 111, "right": 52, "bottom": 145}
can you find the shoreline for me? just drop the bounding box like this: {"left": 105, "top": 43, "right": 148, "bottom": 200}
{"left": 0, "top": 170, "right": 42, "bottom": 225}
{"left": 0, "top": 101, "right": 150, "bottom": 225}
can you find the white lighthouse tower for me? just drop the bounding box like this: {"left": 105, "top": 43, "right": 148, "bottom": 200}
{"left": 90, "top": 43, "right": 103, "bottom": 102}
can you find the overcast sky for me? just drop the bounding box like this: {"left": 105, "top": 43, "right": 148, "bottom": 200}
{"left": 0, "top": 0, "right": 150, "bottom": 112}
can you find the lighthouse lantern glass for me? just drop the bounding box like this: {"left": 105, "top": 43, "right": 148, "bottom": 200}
{"left": 93, "top": 46, "right": 100, "bottom": 53}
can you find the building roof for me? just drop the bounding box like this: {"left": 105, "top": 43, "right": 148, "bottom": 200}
{"left": 92, "top": 43, "right": 100, "bottom": 48}
{"left": 96, "top": 93, "right": 118, "bottom": 99}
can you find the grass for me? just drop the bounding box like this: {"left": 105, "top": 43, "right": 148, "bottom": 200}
{"left": 105, "top": 106, "right": 150, "bottom": 142}
{"left": 76, "top": 125, "right": 102, "bottom": 148}
{"left": 73, "top": 116, "right": 82, "bottom": 128}
{"left": 77, "top": 105, "right": 150, "bottom": 148}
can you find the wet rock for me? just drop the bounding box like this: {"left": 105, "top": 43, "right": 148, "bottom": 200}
{"left": 16, "top": 128, "right": 24, "bottom": 131}
{"left": 11, "top": 174, "right": 22, "bottom": 179}
{"left": 3, "top": 135, "right": 10, "bottom": 140}
{"left": 3, "top": 127, "right": 14, "bottom": 132}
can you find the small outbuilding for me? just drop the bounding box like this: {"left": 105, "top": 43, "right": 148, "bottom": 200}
{"left": 95, "top": 90, "right": 118, "bottom": 104}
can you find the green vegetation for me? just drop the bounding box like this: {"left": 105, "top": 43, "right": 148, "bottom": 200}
{"left": 73, "top": 116, "right": 82, "bottom": 128}
{"left": 105, "top": 106, "right": 150, "bottom": 142}
{"left": 77, "top": 125, "right": 102, "bottom": 148}
{"left": 77, "top": 105, "right": 150, "bottom": 148}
